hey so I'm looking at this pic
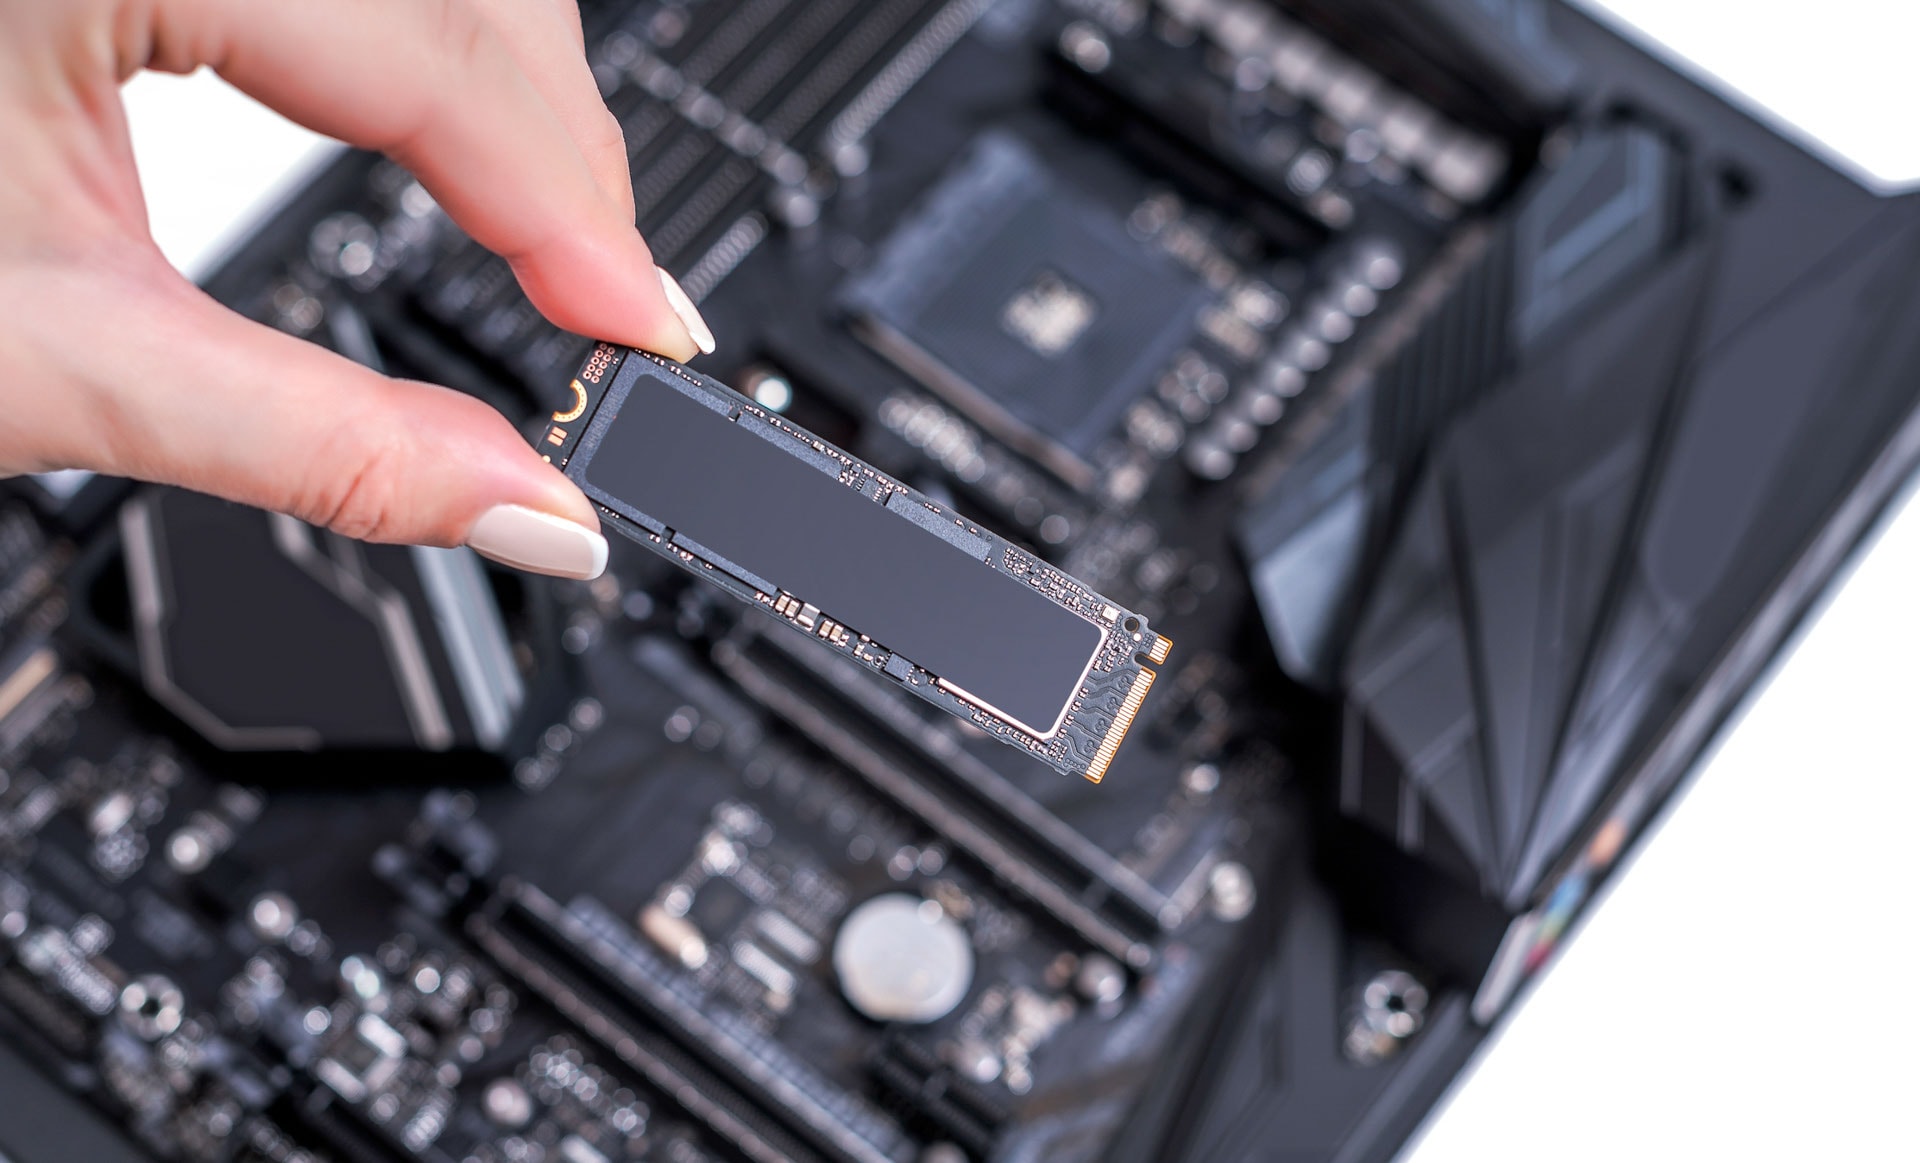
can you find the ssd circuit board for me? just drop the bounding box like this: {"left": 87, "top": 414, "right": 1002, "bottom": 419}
{"left": 8, "top": 1, "right": 1915, "bottom": 1162}
{"left": 551, "top": 345, "right": 1172, "bottom": 782}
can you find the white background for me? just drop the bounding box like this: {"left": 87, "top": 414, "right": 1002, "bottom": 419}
{"left": 116, "top": 2, "right": 1920, "bottom": 1159}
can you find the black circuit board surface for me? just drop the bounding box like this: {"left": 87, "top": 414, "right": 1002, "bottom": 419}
{"left": 0, "top": 0, "right": 1631, "bottom": 1160}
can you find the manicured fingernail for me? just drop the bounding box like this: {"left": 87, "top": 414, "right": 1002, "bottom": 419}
{"left": 465, "top": 505, "right": 607, "bottom": 580}
{"left": 658, "top": 267, "right": 717, "bottom": 356}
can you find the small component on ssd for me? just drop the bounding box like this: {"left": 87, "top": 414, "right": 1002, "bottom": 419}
{"left": 544, "top": 343, "right": 1171, "bottom": 781}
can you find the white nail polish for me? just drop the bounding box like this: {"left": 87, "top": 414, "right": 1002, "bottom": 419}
{"left": 658, "top": 268, "right": 717, "bottom": 356}
{"left": 465, "top": 505, "right": 607, "bottom": 580}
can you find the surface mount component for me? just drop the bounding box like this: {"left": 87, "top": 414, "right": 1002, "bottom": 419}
{"left": 546, "top": 345, "right": 1172, "bottom": 781}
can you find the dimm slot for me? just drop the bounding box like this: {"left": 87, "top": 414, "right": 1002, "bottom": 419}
{"left": 633, "top": 127, "right": 728, "bottom": 225}
{"left": 648, "top": 158, "right": 765, "bottom": 269}
{"left": 720, "top": 0, "right": 870, "bottom": 117}
{"left": 759, "top": 0, "right": 940, "bottom": 141}
{"left": 678, "top": 0, "right": 802, "bottom": 88}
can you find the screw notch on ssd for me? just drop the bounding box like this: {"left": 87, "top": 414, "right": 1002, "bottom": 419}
{"left": 542, "top": 343, "right": 1169, "bottom": 781}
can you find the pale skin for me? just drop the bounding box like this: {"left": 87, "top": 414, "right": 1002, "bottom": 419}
{"left": 0, "top": 0, "right": 718, "bottom": 580}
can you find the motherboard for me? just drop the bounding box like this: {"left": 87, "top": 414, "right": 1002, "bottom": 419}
{"left": 7, "top": 1, "right": 1920, "bottom": 1161}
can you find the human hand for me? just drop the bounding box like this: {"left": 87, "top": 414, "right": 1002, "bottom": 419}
{"left": 0, "top": 0, "right": 717, "bottom": 579}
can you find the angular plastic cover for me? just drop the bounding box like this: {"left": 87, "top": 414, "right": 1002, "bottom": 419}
{"left": 1245, "top": 124, "right": 1920, "bottom": 909}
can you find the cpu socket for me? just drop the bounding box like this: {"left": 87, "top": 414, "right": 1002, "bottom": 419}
{"left": 841, "top": 132, "right": 1209, "bottom": 491}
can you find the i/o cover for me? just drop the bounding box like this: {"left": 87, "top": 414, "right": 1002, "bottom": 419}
{"left": 541, "top": 344, "right": 1171, "bottom": 781}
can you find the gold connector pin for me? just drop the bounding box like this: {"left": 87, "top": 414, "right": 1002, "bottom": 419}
{"left": 1084, "top": 668, "right": 1156, "bottom": 784}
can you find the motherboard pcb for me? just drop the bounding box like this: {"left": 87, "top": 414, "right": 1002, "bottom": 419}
{"left": 7, "top": 1, "right": 1920, "bottom": 1161}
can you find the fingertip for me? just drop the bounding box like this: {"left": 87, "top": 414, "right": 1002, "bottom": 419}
{"left": 658, "top": 268, "right": 716, "bottom": 356}
{"left": 465, "top": 503, "right": 608, "bottom": 580}
{"left": 522, "top": 456, "right": 602, "bottom": 532}
{"left": 509, "top": 229, "right": 705, "bottom": 363}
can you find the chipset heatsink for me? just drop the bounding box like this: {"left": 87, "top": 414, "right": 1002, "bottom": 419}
{"left": 840, "top": 132, "right": 1210, "bottom": 491}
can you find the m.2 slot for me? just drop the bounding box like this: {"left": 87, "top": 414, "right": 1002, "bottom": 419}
{"left": 733, "top": 618, "right": 1188, "bottom": 932}
{"left": 709, "top": 631, "right": 1161, "bottom": 969}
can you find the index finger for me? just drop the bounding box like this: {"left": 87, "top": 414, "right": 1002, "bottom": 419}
{"left": 153, "top": 0, "right": 700, "bottom": 360}
{"left": 466, "top": 0, "right": 637, "bottom": 222}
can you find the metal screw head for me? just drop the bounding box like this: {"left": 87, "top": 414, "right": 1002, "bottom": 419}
{"left": 1361, "top": 969, "right": 1428, "bottom": 1038}
{"left": 120, "top": 974, "right": 185, "bottom": 1040}
{"left": 1343, "top": 968, "right": 1431, "bottom": 1065}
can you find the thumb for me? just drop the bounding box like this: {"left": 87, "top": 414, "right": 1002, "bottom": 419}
{"left": 45, "top": 265, "right": 607, "bottom": 580}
